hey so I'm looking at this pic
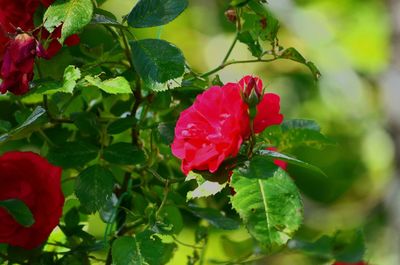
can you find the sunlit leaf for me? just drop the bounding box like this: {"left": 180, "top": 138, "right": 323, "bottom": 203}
{"left": 230, "top": 168, "right": 303, "bottom": 250}
{"left": 44, "top": 0, "right": 93, "bottom": 43}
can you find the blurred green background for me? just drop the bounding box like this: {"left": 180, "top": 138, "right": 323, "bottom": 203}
{"left": 85, "top": 0, "right": 399, "bottom": 264}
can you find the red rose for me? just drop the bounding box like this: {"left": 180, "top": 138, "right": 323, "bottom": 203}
{"left": 0, "top": 0, "right": 39, "bottom": 35}
{"left": 0, "top": 0, "right": 80, "bottom": 94}
{"left": 0, "top": 34, "right": 39, "bottom": 95}
{"left": 172, "top": 84, "right": 248, "bottom": 174}
{"left": 172, "top": 75, "right": 283, "bottom": 174}
{"left": 0, "top": 151, "right": 64, "bottom": 249}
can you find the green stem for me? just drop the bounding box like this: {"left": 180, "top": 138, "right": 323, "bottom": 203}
{"left": 200, "top": 58, "right": 277, "bottom": 79}
{"left": 222, "top": 34, "right": 238, "bottom": 64}
{"left": 172, "top": 235, "right": 203, "bottom": 249}
{"left": 155, "top": 180, "right": 170, "bottom": 218}
{"left": 146, "top": 168, "right": 184, "bottom": 184}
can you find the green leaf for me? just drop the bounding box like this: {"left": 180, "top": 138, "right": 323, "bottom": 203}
{"left": 187, "top": 180, "right": 227, "bottom": 200}
{"left": 107, "top": 117, "right": 136, "bottom": 135}
{"left": 237, "top": 156, "right": 279, "bottom": 179}
{"left": 0, "top": 120, "right": 11, "bottom": 133}
{"left": 44, "top": 0, "right": 93, "bottom": 43}
{"left": 130, "top": 39, "right": 185, "bottom": 83}
{"left": 288, "top": 235, "right": 333, "bottom": 259}
{"left": 282, "top": 119, "right": 321, "bottom": 132}
{"left": 188, "top": 205, "right": 240, "bottom": 230}
{"left": 258, "top": 150, "right": 327, "bottom": 177}
{"left": 112, "top": 237, "right": 145, "bottom": 265}
{"left": 64, "top": 207, "right": 80, "bottom": 228}
{"left": 84, "top": 76, "right": 132, "bottom": 94}
{"left": 112, "top": 231, "right": 176, "bottom": 265}
{"left": 47, "top": 141, "right": 99, "bottom": 168}
{"left": 27, "top": 66, "right": 81, "bottom": 97}
{"left": 71, "top": 112, "right": 100, "bottom": 136}
{"left": 75, "top": 165, "right": 115, "bottom": 213}
{"left": 186, "top": 170, "right": 227, "bottom": 200}
{"left": 16, "top": 106, "right": 47, "bottom": 131}
{"left": 62, "top": 65, "right": 81, "bottom": 93}
{"left": 0, "top": 199, "right": 35, "bottom": 227}
{"left": 334, "top": 230, "right": 365, "bottom": 263}
{"left": 157, "top": 205, "right": 184, "bottom": 235}
{"left": 157, "top": 122, "right": 175, "bottom": 145}
{"left": 261, "top": 125, "right": 334, "bottom": 152}
{"left": 128, "top": 0, "right": 188, "bottom": 28}
{"left": 103, "top": 142, "right": 146, "bottom": 165}
{"left": 237, "top": 31, "right": 263, "bottom": 58}
{"left": 230, "top": 0, "right": 251, "bottom": 7}
{"left": 279, "top": 48, "right": 321, "bottom": 80}
{"left": 0, "top": 106, "right": 47, "bottom": 143}
{"left": 289, "top": 230, "right": 365, "bottom": 262}
{"left": 247, "top": 1, "right": 280, "bottom": 42}
{"left": 230, "top": 168, "right": 303, "bottom": 250}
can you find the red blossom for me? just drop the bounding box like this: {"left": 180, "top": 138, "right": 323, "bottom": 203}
{"left": 172, "top": 84, "right": 248, "bottom": 174}
{"left": 0, "top": 151, "right": 64, "bottom": 249}
{"left": 0, "top": 0, "right": 39, "bottom": 35}
{"left": 172, "top": 75, "right": 283, "bottom": 175}
{"left": 0, "top": 0, "right": 80, "bottom": 94}
{"left": 0, "top": 34, "right": 38, "bottom": 95}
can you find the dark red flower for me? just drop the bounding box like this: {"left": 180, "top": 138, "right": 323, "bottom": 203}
{"left": 172, "top": 75, "right": 283, "bottom": 174}
{"left": 40, "top": 0, "right": 54, "bottom": 7}
{"left": 0, "top": 0, "right": 80, "bottom": 94}
{"left": 0, "top": 33, "right": 39, "bottom": 95}
{"left": 0, "top": 0, "right": 40, "bottom": 35}
{"left": 0, "top": 151, "right": 64, "bottom": 249}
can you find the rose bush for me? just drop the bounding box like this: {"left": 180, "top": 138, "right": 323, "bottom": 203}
{"left": 172, "top": 75, "right": 283, "bottom": 174}
{"left": 0, "top": 151, "right": 64, "bottom": 249}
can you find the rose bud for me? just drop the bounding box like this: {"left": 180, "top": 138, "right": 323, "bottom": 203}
{"left": 224, "top": 9, "right": 237, "bottom": 23}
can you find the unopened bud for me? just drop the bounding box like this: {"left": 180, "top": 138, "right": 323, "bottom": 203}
{"left": 241, "top": 76, "right": 263, "bottom": 107}
{"left": 224, "top": 9, "right": 237, "bottom": 23}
